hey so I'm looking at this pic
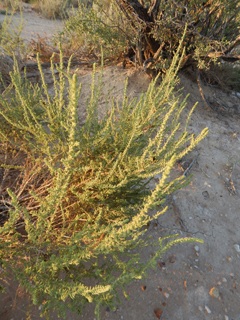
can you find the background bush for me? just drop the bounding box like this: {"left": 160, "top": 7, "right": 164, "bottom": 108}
{"left": 61, "top": 0, "right": 240, "bottom": 90}
{"left": 59, "top": 0, "right": 132, "bottom": 59}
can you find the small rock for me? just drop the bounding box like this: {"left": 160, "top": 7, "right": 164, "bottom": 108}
{"left": 164, "top": 292, "right": 169, "bottom": 299}
{"left": 38, "top": 305, "right": 42, "bottom": 311}
{"left": 169, "top": 254, "right": 176, "bottom": 263}
{"left": 205, "top": 306, "right": 211, "bottom": 314}
{"left": 230, "top": 273, "right": 234, "bottom": 277}
{"left": 198, "top": 306, "right": 203, "bottom": 312}
{"left": 224, "top": 316, "right": 229, "bottom": 320}
{"left": 189, "top": 217, "right": 192, "bottom": 220}
{"left": 202, "top": 190, "right": 209, "bottom": 199}
{"left": 209, "top": 287, "right": 220, "bottom": 298}
{"left": 233, "top": 244, "right": 240, "bottom": 253}
{"left": 222, "top": 277, "right": 227, "bottom": 282}
{"left": 154, "top": 308, "right": 162, "bottom": 319}
{"left": 194, "top": 245, "right": 200, "bottom": 252}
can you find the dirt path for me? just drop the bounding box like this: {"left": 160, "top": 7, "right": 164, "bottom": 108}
{"left": 0, "top": 4, "right": 240, "bottom": 320}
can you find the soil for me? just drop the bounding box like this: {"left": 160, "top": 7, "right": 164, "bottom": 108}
{"left": 0, "top": 3, "right": 240, "bottom": 320}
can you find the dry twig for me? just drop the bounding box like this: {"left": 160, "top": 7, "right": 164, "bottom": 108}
{"left": 170, "top": 194, "right": 187, "bottom": 232}
{"left": 218, "top": 172, "right": 236, "bottom": 195}
{"left": 183, "top": 153, "right": 199, "bottom": 177}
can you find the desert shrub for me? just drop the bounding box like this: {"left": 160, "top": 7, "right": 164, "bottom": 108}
{"left": 61, "top": 0, "right": 240, "bottom": 88}
{"left": 59, "top": 0, "right": 132, "bottom": 58}
{"left": 0, "top": 43, "right": 208, "bottom": 319}
{"left": 117, "top": 0, "right": 240, "bottom": 70}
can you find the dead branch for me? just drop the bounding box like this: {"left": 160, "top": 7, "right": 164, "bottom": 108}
{"left": 183, "top": 153, "right": 199, "bottom": 177}
{"left": 194, "top": 67, "right": 212, "bottom": 111}
{"left": 218, "top": 172, "right": 236, "bottom": 195}
{"left": 170, "top": 194, "right": 188, "bottom": 232}
{"left": 224, "top": 36, "right": 240, "bottom": 55}
{"left": 148, "top": 0, "right": 161, "bottom": 19}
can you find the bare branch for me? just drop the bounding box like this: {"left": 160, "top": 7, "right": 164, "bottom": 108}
{"left": 148, "top": 0, "right": 161, "bottom": 18}
{"left": 224, "top": 36, "right": 240, "bottom": 55}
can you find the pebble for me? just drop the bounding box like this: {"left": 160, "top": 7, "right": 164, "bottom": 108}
{"left": 189, "top": 217, "right": 192, "bottom": 220}
{"left": 233, "top": 244, "right": 240, "bottom": 253}
{"left": 164, "top": 292, "right": 170, "bottom": 299}
{"left": 205, "top": 306, "right": 211, "bottom": 314}
{"left": 198, "top": 306, "right": 203, "bottom": 312}
{"left": 209, "top": 287, "right": 220, "bottom": 298}
{"left": 39, "top": 305, "right": 42, "bottom": 311}
{"left": 194, "top": 245, "right": 200, "bottom": 252}
{"left": 222, "top": 277, "right": 227, "bottom": 283}
{"left": 230, "top": 273, "right": 234, "bottom": 277}
{"left": 224, "top": 316, "right": 229, "bottom": 320}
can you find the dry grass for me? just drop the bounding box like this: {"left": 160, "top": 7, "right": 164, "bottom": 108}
{"left": 28, "top": 35, "right": 91, "bottom": 63}
{"left": 32, "top": 0, "right": 73, "bottom": 19}
{"left": 0, "top": 143, "right": 52, "bottom": 236}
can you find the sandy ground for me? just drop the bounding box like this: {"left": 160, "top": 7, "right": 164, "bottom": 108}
{"left": 0, "top": 3, "right": 63, "bottom": 43}
{"left": 0, "top": 3, "right": 240, "bottom": 320}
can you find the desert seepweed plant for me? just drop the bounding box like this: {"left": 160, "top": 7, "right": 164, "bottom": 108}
{"left": 0, "top": 41, "right": 208, "bottom": 319}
